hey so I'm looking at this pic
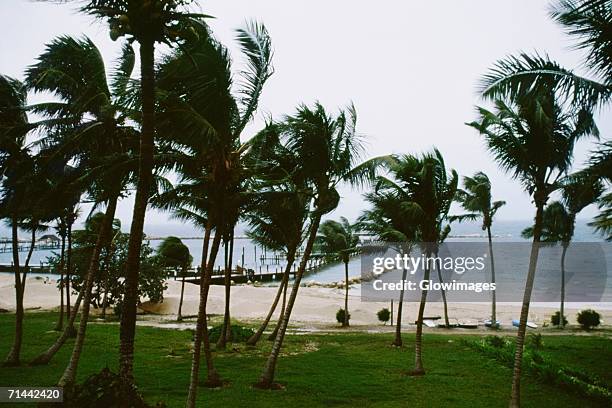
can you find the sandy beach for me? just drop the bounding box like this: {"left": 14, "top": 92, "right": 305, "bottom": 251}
{"left": 1, "top": 275, "right": 610, "bottom": 329}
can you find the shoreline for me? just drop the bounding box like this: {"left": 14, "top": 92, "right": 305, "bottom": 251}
{"left": 1, "top": 275, "right": 610, "bottom": 329}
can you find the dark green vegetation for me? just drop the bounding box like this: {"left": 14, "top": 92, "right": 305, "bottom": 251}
{"left": 0, "top": 313, "right": 610, "bottom": 407}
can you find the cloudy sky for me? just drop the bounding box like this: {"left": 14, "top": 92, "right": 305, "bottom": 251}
{"left": 0, "top": 0, "right": 609, "bottom": 232}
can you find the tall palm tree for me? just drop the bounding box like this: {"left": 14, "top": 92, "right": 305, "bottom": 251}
{"left": 243, "top": 124, "right": 312, "bottom": 345}
{"left": 157, "top": 236, "right": 191, "bottom": 321}
{"left": 468, "top": 87, "right": 598, "bottom": 407}
{"left": 453, "top": 172, "right": 505, "bottom": 328}
{"left": 66, "top": 0, "right": 207, "bottom": 385}
{"left": 0, "top": 75, "right": 36, "bottom": 366}
{"left": 316, "top": 217, "right": 359, "bottom": 327}
{"left": 24, "top": 36, "right": 139, "bottom": 382}
{"left": 255, "top": 102, "right": 383, "bottom": 388}
{"left": 154, "top": 20, "right": 273, "bottom": 405}
{"left": 371, "top": 150, "right": 457, "bottom": 374}
{"left": 480, "top": 0, "right": 612, "bottom": 245}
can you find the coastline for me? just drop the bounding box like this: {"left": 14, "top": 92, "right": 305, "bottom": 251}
{"left": 1, "top": 275, "right": 610, "bottom": 328}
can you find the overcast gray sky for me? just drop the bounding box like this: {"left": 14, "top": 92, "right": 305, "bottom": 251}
{"left": 1, "top": 0, "right": 609, "bottom": 231}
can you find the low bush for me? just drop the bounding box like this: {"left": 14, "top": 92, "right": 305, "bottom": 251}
{"left": 207, "top": 324, "right": 255, "bottom": 343}
{"left": 526, "top": 333, "right": 544, "bottom": 350}
{"left": 551, "top": 311, "right": 568, "bottom": 327}
{"left": 336, "top": 308, "right": 350, "bottom": 324}
{"left": 377, "top": 308, "right": 390, "bottom": 325}
{"left": 577, "top": 309, "right": 601, "bottom": 330}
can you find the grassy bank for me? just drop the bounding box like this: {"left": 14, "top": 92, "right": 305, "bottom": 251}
{"left": 0, "top": 313, "right": 610, "bottom": 407}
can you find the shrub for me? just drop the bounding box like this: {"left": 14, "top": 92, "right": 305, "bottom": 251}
{"left": 57, "top": 367, "right": 164, "bottom": 408}
{"left": 526, "top": 333, "right": 544, "bottom": 350}
{"left": 484, "top": 335, "right": 505, "bottom": 348}
{"left": 577, "top": 309, "right": 601, "bottom": 330}
{"left": 551, "top": 311, "right": 568, "bottom": 327}
{"left": 207, "top": 324, "right": 255, "bottom": 343}
{"left": 336, "top": 308, "right": 350, "bottom": 324}
{"left": 377, "top": 308, "right": 391, "bottom": 325}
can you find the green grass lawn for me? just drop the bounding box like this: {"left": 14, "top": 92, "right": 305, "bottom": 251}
{"left": 0, "top": 313, "right": 610, "bottom": 407}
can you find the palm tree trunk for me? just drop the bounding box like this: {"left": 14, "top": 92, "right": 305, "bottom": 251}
{"left": 560, "top": 244, "right": 567, "bottom": 329}
{"left": 224, "top": 233, "right": 234, "bottom": 340}
{"left": 186, "top": 226, "right": 222, "bottom": 408}
{"left": 413, "top": 247, "right": 433, "bottom": 376}
{"left": 392, "top": 268, "right": 408, "bottom": 347}
{"left": 267, "top": 270, "right": 288, "bottom": 342}
{"left": 217, "top": 231, "right": 232, "bottom": 349}
{"left": 55, "top": 235, "right": 66, "bottom": 331}
{"left": 58, "top": 196, "right": 118, "bottom": 387}
{"left": 343, "top": 260, "right": 350, "bottom": 327}
{"left": 30, "top": 289, "right": 83, "bottom": 366}
{"left": 119, "top": 37, "right": 156, "bottom": 386}
{"left": 177, "top": 267, "right": 186, "bottom": 322}
{"left": 66, "top": 220, "right": 75, "bottom": 337}
{"left": 20, "top": 228, "right": 36, "bottom": 292}
{"left": 435, "top": 257, "right": 450, "bottom": 328}
{"left": 100, "top": 231, "right": 117, "bottom": 320}
{"left": 487, "top": 226, "right": 498, "bottom": 329}
{"left": 247, "top": 249, "right": 295, "bottom": 346}
{"left": 3, "top": 218, "right": 23, "bottom": 366}
{"left": 509, "top": 203, "right": 544, "bottom": 408}
{"left": 256, "top": 215, "right": 322, "bottom": 388}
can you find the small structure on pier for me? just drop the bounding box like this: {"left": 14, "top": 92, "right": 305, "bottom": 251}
{"left": 38, "top": 234, "right": 61, "bottom": 247}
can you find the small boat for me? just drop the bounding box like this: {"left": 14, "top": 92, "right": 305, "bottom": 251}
{"left": 423, "top": 319, "right": 438, "bottom": 328}
{"left": 512, "top": 319, "right": 538, "bottom": 329}
{"left": 484, "top": 320, "right": 501, "bottom": 327}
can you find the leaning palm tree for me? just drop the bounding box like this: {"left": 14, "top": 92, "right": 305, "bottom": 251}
{"left": 468, "top": 86, "right": 599, "bottom": 406}
{"left": 154, "top": 19, "right": 273, "bottom": 405}
{"left": 481, "top": 1, "right": 612, "bottom": 110}
{"left": 454, "top": 172, "right": 505, "bottom": 328}
{"left": 255, "top": 102, "right": 384, "bottom": 388}
{"left": 358, "top": 189, "right": 418, "bottom": 347}
{"left": 245, "top": 185, "right": 310, "bottom": 345}
{"left": 25, "top": 36, "right": 138, "bottom": 383}
{"left": 522, "top": 177, "right": 602, "bottom": 328}
{"left": 157, "top": 236, "right": 191, "bottom": 321}
{"left": 316, "top": 217, "right": 360, "bottom": 327}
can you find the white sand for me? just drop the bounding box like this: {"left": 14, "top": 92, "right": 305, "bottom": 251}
{"left": 1, "top": 275, "right": 610, "bottom": 328}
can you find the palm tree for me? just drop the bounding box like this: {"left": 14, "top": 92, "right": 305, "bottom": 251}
{"left": 0, "top": 75, "right": 36, "bottom": 366}
{"left": 358, "top": 189, "right": 417, "bottom": 346}
{"left": 24, "top": 36, "right": 138, "bottom": 383}
{"left": 255, "top": 102, "right": 383, "bottom": 388}
{"left": 245, "top": 186, "right": 310, "bottom": 344}
{"left": 522, "top": 177, "right": 602, "bottom": 328}
{"left": 583, "top": 141, "right": 612, "bottom": 240}
{"left": 316, "top": 217, "right": 359, "bottom": 327}
{"left": 468, "top": 87, "right": 598, "bottom": 406}
{"left": 454, "top": 172, "right": 505, "bottom": 328}
{"left": 65, "top": 0, "right": 207, "bottom": 385}
{"left": 154, "top": 20, "right": 273, "bottom": 405}
{"left": 157, "top": 236, "right": 191, "bottom": 321}
{"left": 371, "top": 150, "right": 457, "bottom": 374}
{"left": 480, "top": 0, "right": 612, "bottom": 245}
{"left": 480, "top": 1, "right": 612, "bottom": 109}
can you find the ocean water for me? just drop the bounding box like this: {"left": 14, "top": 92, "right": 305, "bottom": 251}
{"left": 0, "top": 219, "right": 607, "bottom": 284}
